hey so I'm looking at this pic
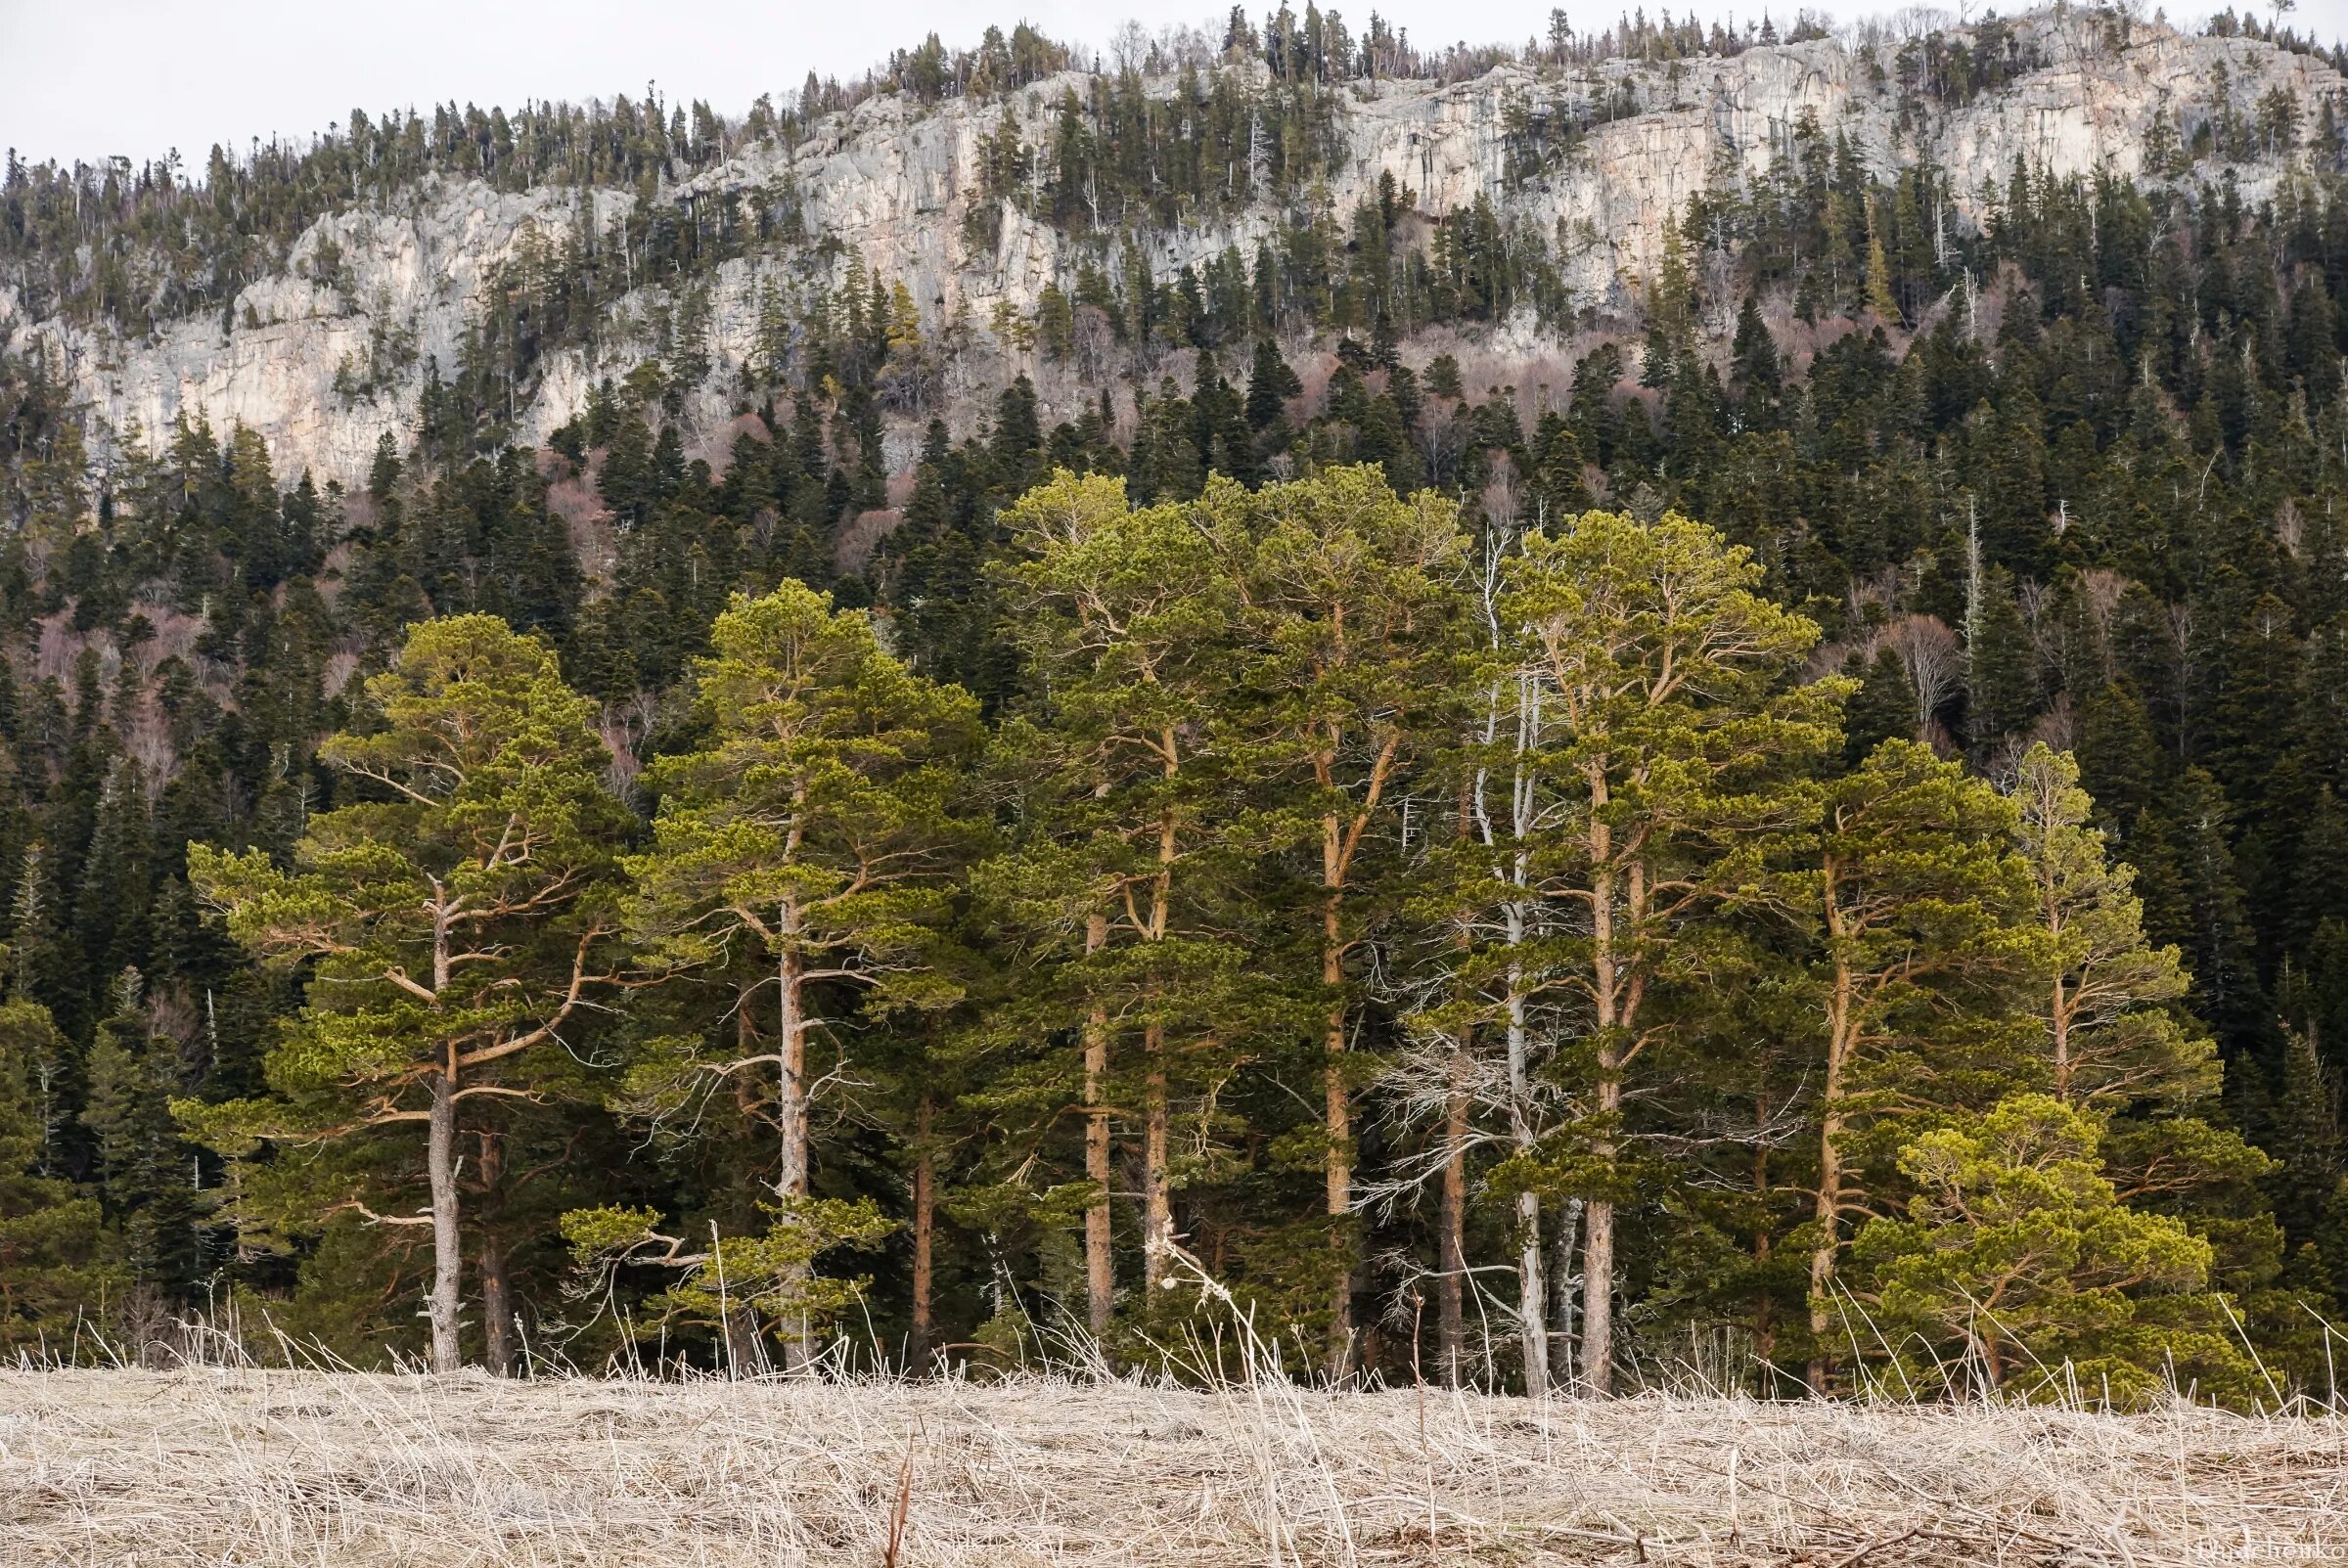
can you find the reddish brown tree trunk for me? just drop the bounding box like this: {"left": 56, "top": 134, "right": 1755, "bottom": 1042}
{"left": 910, "top": 1094, "right": 936, "bottom": 1372}
{"left": 477, "top": 1131, "right": 514, "bottom": 1376}
{"left": 1324, "top": 887, "right": 1355, "bottom": 1382}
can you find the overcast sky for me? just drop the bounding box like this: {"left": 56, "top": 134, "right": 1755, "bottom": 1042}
{"left": 4, "top": 0, "right": 2345, "bottom": 170}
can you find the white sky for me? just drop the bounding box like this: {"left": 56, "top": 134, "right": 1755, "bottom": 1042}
{"left": 3, "top": 0, "right": 2344, "bottom": 170}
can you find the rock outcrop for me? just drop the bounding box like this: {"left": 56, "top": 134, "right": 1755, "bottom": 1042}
{"left": 6, "top": 12, "right": 2339, "bottom": 486}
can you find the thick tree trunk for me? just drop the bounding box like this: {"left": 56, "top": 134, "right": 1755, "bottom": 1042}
{"left": 1579, "top": 800, "right": 1622, "bottom": 1399}
{"left": 721, "top": 1307, "right": 764, "bottom": 1378}
{"left": 777, "top": 908, "right": 809, "bottom": 1199}
{"left": 1505, "top": 958, "right": 1550, "bottom": 1393}
{"left": 776, "top": 899, "right": 813, "bottom": 1370}
{"left": 1313, "top": 729, "right": 1396, "bottom": 1386}
{"left": 1083, "top": 912, "right": 1113, "bottom": 1338}
{"left": 1580, "top": 1031, "right": 1624, "bottom": 1395}
{"left": 423, "top": 893, "right": 463, "bottom": 1374}
{"left": 1142, "top": 1022, "right": 1172, "bottom": 1291}
{"left": 1809, "top": 1082, "right": 1847, "bottom": 1388}
{"left": 478, "top": 1131, "right": 513, "bottom": 1377}
{"left": 480, "top": 1231, "right": 514, "bottom": 1377}
{"left": 1807, "top": 1162, "right": 1842, "bottom": 1392}
{"left": 1554, "top": 1196, "right": 1581, "bottom": 1366}
{"left": 910, "top": 1094, "right": 935, "bottom": 1372}
{"left": 1752, "top": 1128, "right": 1775, "bottom": 1386}
{"left": 426, "top": 1062, "right": 463, "bottom": 1374}
{"left": 1515, "top": 1188, "right": 1552, "bottom": 1393}
{"left": 1324, "top": 888, "right": 1354, "bottom": 1383}
{"left": 1578, "top": 1050, "right": 1620, "bottom": 1395}
{"left": 1438, "top": 1031, "right": 1469, "bottom": 1388}
{"left": 1578, "top": 1197, "right": 1613, "bottom": 1396}
{"left": 1810, "top": 944, "right": 1855, "bottom": 1396}
{"left": 1141, "top": 796, "right": 1177, "bottom": 1295}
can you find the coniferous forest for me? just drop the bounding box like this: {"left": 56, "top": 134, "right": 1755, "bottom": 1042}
{"left": 7, "top": 6, "right": 2348, "bottom": 1407}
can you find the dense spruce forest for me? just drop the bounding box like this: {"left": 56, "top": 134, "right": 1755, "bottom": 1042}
{"left": 7, "top": 6, "right": 2348, "bottom": 1404}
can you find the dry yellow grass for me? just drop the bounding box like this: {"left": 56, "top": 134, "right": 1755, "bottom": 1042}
{"left": 0, "top": 1367, "right": 2337, "bottom": 1565}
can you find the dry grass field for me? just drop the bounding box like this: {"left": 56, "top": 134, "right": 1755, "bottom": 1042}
{"left": 0, "top": 1367, "right": 2339, "bottom": 1566}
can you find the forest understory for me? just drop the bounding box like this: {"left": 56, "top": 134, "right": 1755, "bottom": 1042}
{"left": 0, "top": 1366, "right": 2339, "bottom": 1567}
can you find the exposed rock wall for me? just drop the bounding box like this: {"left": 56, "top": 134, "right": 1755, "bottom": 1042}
{"left": 7, "top": 14, "right": 2338, "bottom": 488}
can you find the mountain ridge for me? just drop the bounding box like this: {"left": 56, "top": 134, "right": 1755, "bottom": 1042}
{"left": 5, "top": 8, "right": 2342, "bottom": 487}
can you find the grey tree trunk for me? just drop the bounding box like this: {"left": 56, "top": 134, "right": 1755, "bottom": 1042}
{"left": 1437, "top": 1036, "right": 1468, "bottom": 1387}
{"left": 1553, "top": 1195, "right": 1582, "bottom": 1371}
{"left": 1141, "top": 1025, "right": 1171, "bottom": 1292}
{"left": 777, "top": 905, "right": 808, "bottom": 1198}
{"left": 1506, "top": 962, "right": 1549, "bottom": 1394}
{"left": 1515, "top": 1188, "right": 1551, "bottom": 1393}
{"left": 426, "top": 1067, "right": 463, "bottom": 1374}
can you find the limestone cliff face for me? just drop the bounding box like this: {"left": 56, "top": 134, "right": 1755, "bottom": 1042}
{"left": 6, "top": 14, "right": 2338, "bottom": 487}
{"left": 1, "top": 185, "right": 635, "bottom": 481}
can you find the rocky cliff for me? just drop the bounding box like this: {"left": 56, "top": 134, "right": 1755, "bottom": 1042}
{"left": 6, "top": 11, "right": 2340, "bottom": 487}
